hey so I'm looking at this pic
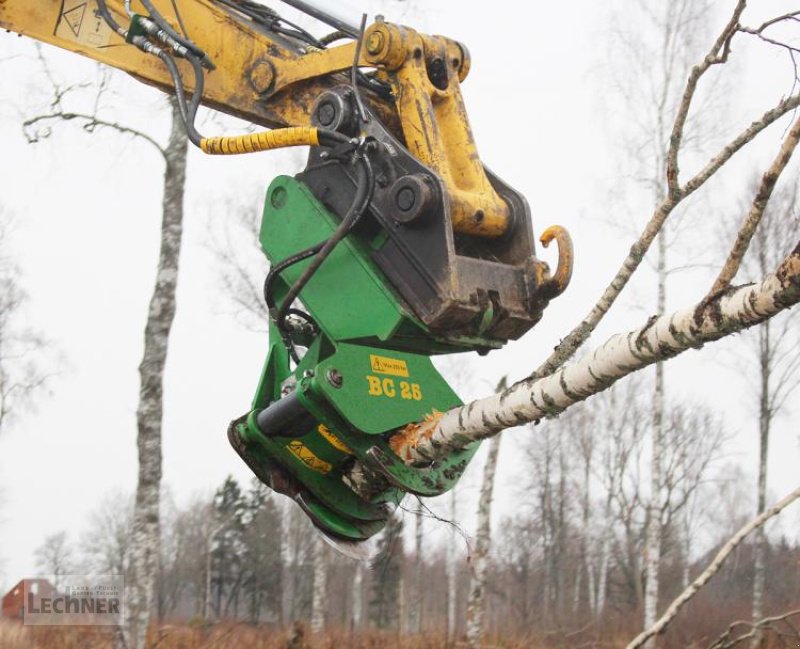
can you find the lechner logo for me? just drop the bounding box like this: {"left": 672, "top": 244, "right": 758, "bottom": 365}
{"left": 23, "top": 575, "right": 124, "bottom": 626}
{"left": 369, "top": 354, "right": 409, "bottom": 377}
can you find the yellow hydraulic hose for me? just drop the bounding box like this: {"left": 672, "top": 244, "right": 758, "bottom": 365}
{"left": 200, "top": 126, "right": 320, "bottom": 155}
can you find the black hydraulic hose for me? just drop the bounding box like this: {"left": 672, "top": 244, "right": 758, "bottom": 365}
{"left": 319, "top": 30, "right": 350, "bottom": 46}
{"left": 155, "top": 51, "right": 204, "bottom": 146}
{"left": 274, "top": 0, "right": 359, "bottom": 38}
{"left": 270, "top": 154, "right": 374, "bottom": 332}
{"left": 96, "top": 0, "right": 126, "bottom": 37}
{"left": 264, "top": 242, "right": 324, "bottom": 311}
{"left": 263, "top": 153, "right": 373, "bottom": 315}
{"left": 186, "top": 55, "right": 205, "bottom": 126}
{"left": 139, "top": 0, "right": 212, "bottom": 66}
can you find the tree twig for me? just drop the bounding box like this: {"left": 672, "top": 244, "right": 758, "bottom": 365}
{"left": 666, "top": 0, "right": 745, "bottom": 198}
{"left": 709, "top": 112, "right": 800, "bottom": 294}
{"left": 23, "top": 112, "right": 166, "bottom": 159}
{"left": 707, "top": 609, "right": 800, "bottom": 649}
{"left": 533, "top": 91, "right": 800, "bottom": 380}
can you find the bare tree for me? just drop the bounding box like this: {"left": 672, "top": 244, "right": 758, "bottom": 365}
{"left": 722, "top": 176, "right": 800, "bottom": 632}
{"left": 310, "top": 535, "right": 327, "bottom": 633}
{"left": 0, "top": 210, "right": 47, "bottom": 433}
{"left": 607, "top": 1, "right": 722, "bottom": 639}
{"left": 465, "top": 434, "right": 502, "bottom": 648}
{"left": 627, "top": 486, "right": 800, "bottom": 649}
{"left": 23, "top": 54, "right": 188, "bottom": 648}
{"left": 34, "top": 531, "right": 74, "bottom": 591}
{"left": 410, "top": 502, "right": 424, "bottom": 633}
{"left": 707, "top": 609, "right": 800, "bottom": 649}
{"left": 80, "top": 490, "right": 134, "bottom": 576}
{"left": 351, "top": 560, "right": 364, "bottom": 631}
{"left": 446, "top": 475, "right": 458, "bottom": 644}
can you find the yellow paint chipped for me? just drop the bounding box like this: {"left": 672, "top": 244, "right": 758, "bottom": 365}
{"left": 318, "top": 424, "right": 352, "bottom": 454}
{"left": 287, "top": 441, "right": 332, "bottom": 474}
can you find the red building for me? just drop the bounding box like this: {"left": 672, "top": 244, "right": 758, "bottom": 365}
{"left": 2, "top": 579, "right": 56, "bottom": 622}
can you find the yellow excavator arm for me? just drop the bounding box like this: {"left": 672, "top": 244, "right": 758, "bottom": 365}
{"left": 2, "top": 0, "right": 361, "bottom": 128}
{"left": 1, "top": 0, "right": 532, "bottom": 240}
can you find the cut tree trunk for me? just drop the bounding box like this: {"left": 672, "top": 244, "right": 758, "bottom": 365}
{"left": 376, "top": 244, "right": 800, "bottom": 465}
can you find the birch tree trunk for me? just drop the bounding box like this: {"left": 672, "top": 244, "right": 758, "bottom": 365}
{"left": 752, "top": 320, "right": 770, "bottom": 642}
{"left": 412, "top": 504, "right": 424, "bottom": 633}
{"left": 643, "top": 230, "right": 667, "bottom": 646}
{"left": 465, "top": 434, "right": 502, "bottom": 649}
{"left": 351, "top": 561, "right": 363, "bottom": 631}
{"left": 447, "top": 489, "right": 458, "bottom": 645}
{"left": 310, "top": 535, "right": 327, "bottom": 633}
{"left": 121, "top": 97, "right": 187, "bottom": 649}
{"left": 280, "top": 511, "right": 293, "bottom": 625}
{"left": 596, "top": 495, "right": 613, "bottom": 617}
{"left": 681, "top": 507, "right": 691, "bottom": 590}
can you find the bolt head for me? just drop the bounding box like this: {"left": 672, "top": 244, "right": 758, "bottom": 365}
{"left": 317, "top": 101, "right": 336, "bottom": 127}
{"left": 396, "top": 186, "right": 417, "bottom": 212}
{"left": 326, "top": 368, "right": 344, "bottom": 389}
{"left": 366, "top": 31, "right": 385, "bottom": 55}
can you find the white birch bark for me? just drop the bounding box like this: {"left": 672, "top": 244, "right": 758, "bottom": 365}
{"left": 351, "top": 561, "right": 363, "bottom": 631}
{"left": 398, "top": 569, "right": 406, "bottom": 633}
{"left": 643, "top": 230, "right": 667, "bottom": 646}
{"left": 280, "top": 507, "right": 293, "bottom": 625}
{"left": 310, "top": 535, "right": 327, "bottom": 633}
{"left": 465, "top": 434, "right": 502, "bottom": 649}
{"left": 412, "top": 504, "right": 424, "bottom": 633}
{"left": 447, "top": 489, "right": 458, "bottom": 645}
{"left": 752, "top": 320, "right": 770, "bottom": 643}
{"left": 380, "top": 246, "right": 800, "bottom": 466}
{"left": 120, "top": 98, "right": 187, "bottom": 649}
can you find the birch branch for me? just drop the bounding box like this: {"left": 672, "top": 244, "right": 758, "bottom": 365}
{"left": 388, "top": 242, "right": 800, "bottom": 464}
{"left": 23, "top": 112, "right": 166, "bottom": 159}
{"left": 706, "top": 609, "right": 800, "bottom": 649}
{"left": 624, "top": 486, "right": 800, "bottom": 649}
{"left": 710, "top": 112, "right": 800, "bottom": 294}
{"left": 533, "top": 0, "right": 800, "bottom": 381}
{"left": 534, "top": 92, "right": 800, "bottom": 379}
{"left": 666, "top": 0, "right": 745, "bottom": 197}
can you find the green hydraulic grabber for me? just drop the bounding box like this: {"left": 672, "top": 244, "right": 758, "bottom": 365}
{"left": 228, "top": 92, "right": 573, "bottom": 555}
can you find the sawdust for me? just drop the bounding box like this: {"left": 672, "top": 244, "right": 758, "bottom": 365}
{"left": 389, "top": 410, "right": 443, "bottom": 460}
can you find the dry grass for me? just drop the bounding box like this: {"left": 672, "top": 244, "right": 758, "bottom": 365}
{"left": 0, "top": 620, "right": 796, "bottom": 649}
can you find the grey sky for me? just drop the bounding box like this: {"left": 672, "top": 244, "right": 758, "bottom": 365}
{"left": 0, "top": 0, "right": 798, "bottom": 587}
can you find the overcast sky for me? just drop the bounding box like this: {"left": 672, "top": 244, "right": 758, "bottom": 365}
{"left": 1, "top": 0, "right": 799, "bottom": 588}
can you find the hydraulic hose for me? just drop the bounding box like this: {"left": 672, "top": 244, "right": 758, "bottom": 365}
{"left": 200, "top": 127, "right": 351, "bottom": 155}
{"left": 273, "top": 153, "right": 374, "bottom": 332}
{"left": 96, "top": 0, "right": 127, "bottom": 37}
{"left": 139, "top": 0, "right": 212, "bottom": 66}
